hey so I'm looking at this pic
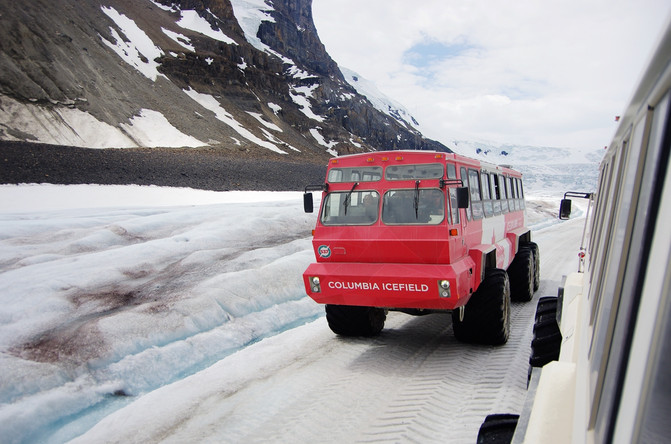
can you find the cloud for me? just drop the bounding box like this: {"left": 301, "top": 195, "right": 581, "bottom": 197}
{"left": 313, "top": 0, "right": 671, "bottom": 149}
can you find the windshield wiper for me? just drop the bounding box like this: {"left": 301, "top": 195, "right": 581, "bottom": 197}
{"left": 414, "top": 180, "right": 420, "bottom": 219}
{"left": 343, "top": 182, "right": 359, "bottom": 215}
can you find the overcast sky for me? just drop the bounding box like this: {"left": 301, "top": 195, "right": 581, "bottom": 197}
{"left": 312, "top": 0, "right": 671, "bottom": 150}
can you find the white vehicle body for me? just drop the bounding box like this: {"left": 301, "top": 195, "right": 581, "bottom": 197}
{"left": 513, "top": 17, "right": 671, "bottom": 444}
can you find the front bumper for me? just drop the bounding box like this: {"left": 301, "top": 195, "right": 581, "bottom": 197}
{"left": 303, "top": 259, "right": 475, "bottom": 310}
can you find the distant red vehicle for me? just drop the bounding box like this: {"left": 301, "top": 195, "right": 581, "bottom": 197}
{"left": 303, "top": 150, "right": 538, "bottom": 344}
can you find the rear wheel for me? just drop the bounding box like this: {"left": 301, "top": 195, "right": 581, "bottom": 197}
{"left": 508, "top": 246, "right": 534, "bottom": 302}
{"left": 325, "top": 304, "right": 386, "bottom": 337}
{"left": 528, "top": 242, "right": 541, "bottom": 291}
{"left": 452, "top": 268, "right": 510, "bottom": 345}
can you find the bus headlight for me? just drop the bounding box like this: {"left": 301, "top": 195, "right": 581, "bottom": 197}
{"left": 439, "top": 280, "right": 451, "bottom": 298}
{"left": 311, "top": 276, "right": 321, "bottom": 293}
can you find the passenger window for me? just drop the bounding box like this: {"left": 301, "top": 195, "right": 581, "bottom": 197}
{"left": 491, "top": 173, "right": 502, "bottom": 215}
{"left": 447, "top": 163, "right": 457, "bottom": 179}
{"left": 481, "top": 172, "right": 493, "bottom": 217}
{"left": 385, "top": 163, "right": 444, "bottom": 180}
{"left": 448, "top": 188, "right": 460, "bottom": 225}
{"left": 468, "top": 169, "right": 484, "bottom": 219}
{"left": 481, "top": 173, "right": 491, "bottom": 200}
{"left": 508, "top": 177, "right": 517, "bottom": 211}
{"left": 328, "top": 167, "right": 382, "bottom": 183}
{"left": 499, "top": 174, "right": 509, "bottom": 213}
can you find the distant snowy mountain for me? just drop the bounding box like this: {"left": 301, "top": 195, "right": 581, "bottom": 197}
{"left": 448, "top": 139, "right": 604, "bottom": 194}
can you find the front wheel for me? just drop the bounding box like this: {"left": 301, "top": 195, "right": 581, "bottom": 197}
{"left": 325, "top": 304, "right": 386, "bottom": 337}
{"left": 452, "top": 268, "right": 511, "bottom": 345}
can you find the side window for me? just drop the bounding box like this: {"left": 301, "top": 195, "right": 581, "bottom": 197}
{"left": 508, "top": 177, "right": 518, "bottom": 211}
{"left": 460, "top": 167, "right": 472, "bottom": 221}
{"left": 468, "top": 169, "right": 484, "bottom": 220}
{"left": 448, "top": 188, "right": 460, "bottom": 225}
{"left": 385, "top": 163, "right": 444, "bottom": 180}
{"left": 447, "top": 163, "right": 457, "bottom": 180}
{"left": 499, "top": 174, "right": 509, "bottom": 213}
{"left": 491, "top": 173, "right": 502, "bottom": 215}
{"left": 481, "top": 172, "right": 493, "bottom": 217}
{"left": 481, "top": 172, "right": 491, "bottom": 200}
{"left": 328, "top": 169, "right": 343, "bottom": 182}
{"left": 328, "top": 167, "right": 382, "bottom": 183}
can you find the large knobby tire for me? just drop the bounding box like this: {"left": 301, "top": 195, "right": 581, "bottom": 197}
{"left": 508, "top": 246, "right": 534, "bottom": 302}
{"left": 529, "top": 297, "right": 562, "bottom": 367}
{"left": 528, "top": 241, "right": 541, "bottom": 291}
{"left": 452, "top": 268, "right": 511, "bottom": 345}
{"left": 325, "top": 304, "right": 386, "bottom": 337}
{"left": 477, "top": 413, "right": 519, "bottom": 444}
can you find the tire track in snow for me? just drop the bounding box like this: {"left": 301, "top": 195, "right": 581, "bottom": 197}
{"left": 350, "top": 303, "right": 534, "bottom": 444}
{"left": 235, "top": 219, "right": 584, "bottom": 443}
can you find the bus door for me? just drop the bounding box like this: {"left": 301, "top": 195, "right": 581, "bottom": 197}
{"left": 447, "top": 164, "right": 467, "bottom": 257}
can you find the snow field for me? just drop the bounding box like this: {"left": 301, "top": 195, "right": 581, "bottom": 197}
{"left": 0, "top": 184, "right": 572, "bottom": 443}
{"left": 0, "top": 185, "right": 321, "bottom": 443}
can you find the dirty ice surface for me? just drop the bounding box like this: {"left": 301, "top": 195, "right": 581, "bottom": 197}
{"left": 0, "top": 184, "right": 566, "bottom": 443}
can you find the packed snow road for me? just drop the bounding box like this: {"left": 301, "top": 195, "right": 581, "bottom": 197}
{"left": 75, "top": 214, "right": 586, "bottom": 444}
{"left": 0, "top": 185, "right": 584, "bottom": 443}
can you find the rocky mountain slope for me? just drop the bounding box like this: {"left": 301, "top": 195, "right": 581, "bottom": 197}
{"left": 0, "top": 0, "right": 449, "bottom": 166}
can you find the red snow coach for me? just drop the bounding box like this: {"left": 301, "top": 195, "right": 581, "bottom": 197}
{"left": 303, "top": 150, "right": 538, "bottom": 344}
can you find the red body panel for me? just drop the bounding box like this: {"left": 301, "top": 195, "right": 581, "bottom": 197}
{"left": 303, "top": 151, "right": 529, "bottom": 311}
{"left": 304, "top": 258, "right": 475, "bottom": 310}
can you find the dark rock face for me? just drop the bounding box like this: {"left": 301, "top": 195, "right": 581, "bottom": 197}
{"left": 0, "top": 0, "right": 450, "bottom": 180}
{"left": 257, "top": 0, "right": 341, "bottom": 79}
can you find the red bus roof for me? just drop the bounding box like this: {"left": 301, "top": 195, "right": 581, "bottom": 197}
{"left": 327, "top": 150, "right": 522, "bottom": 177}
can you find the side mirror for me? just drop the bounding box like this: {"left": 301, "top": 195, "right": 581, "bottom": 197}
{"left": 559, "top": 199, "right": 572, "bottom": 220}
{"left": 456, "top": 187, "right": 470, "bottom": 209}
{"left": 304, "top": 193, "right": 314, "bottom": 213}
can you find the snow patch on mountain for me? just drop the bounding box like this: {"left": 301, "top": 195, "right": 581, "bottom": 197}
{"left": 183, "top": 88, "right": 287, "bottom": 154}
{"left": 100, "top": 6, "right": 166, "bottom": 81}
{"left": 0, "top": 95, "right": 209, "bottom": 149}
{"left": 290, "top": 84, "right": 325, "bottom": 122}
{"left": 340, "top": 67, "right": 420, "bottom": 132}
{"left": 0, "top": 96, "right": 130, "bottom": 147}
{"left": 120, "top": 109, "right": 205, "bottom": 148}
{"left": 176, "top": 9, "right": 237, "bottom": 45}
{"left": 229, "top": 0, "right": 276, "bottom": 53}
{"left": 309, "top": 128, "right": 338, "bottom": 156}
{"left": 162, "top": 28, "right": 195, "bottom": 52}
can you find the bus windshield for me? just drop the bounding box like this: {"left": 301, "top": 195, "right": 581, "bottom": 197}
{"left": 382, "top": 189, "right": 445, "bottom": 225}
{"left": 321, "top": 191, "right": 380, "bottom": 225}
